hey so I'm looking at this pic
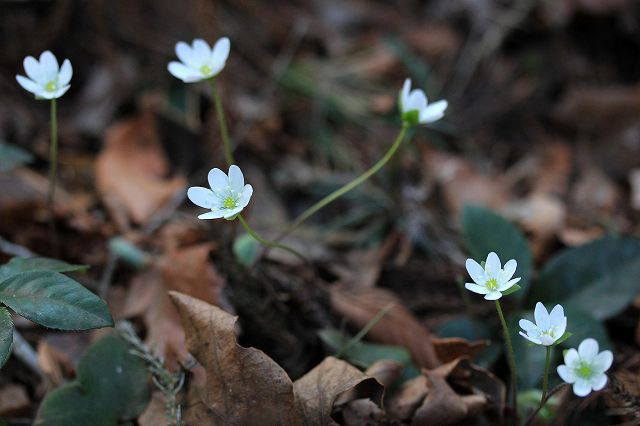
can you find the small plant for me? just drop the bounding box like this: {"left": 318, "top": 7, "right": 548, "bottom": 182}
{"left": 0, "top": 256, "right": 113, "bottom": 368}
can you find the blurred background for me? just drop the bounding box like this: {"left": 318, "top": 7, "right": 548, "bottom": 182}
{"left": 1, "top": 0, "right": 640, "bottom": 424}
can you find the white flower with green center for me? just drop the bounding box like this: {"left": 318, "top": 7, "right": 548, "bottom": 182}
{"left": 519, "top": 302, "right": 567, "bottom": 346}
{"left": 187, "top": 165, "right": 253, "bottom": 220}
{"left": 16, "top": 51, "right": 72, "bottom": 100}
{"left": 557, "top": 338, "right": 613, "bottom": 397}
{"left": 168, "top": 37, "right": 230, "bottom": 83}
{"left": 464, "top": 252, "right": 521, "bottom": 300}
{"left": 398, "top": 78, "right": 448, "bottom": 126}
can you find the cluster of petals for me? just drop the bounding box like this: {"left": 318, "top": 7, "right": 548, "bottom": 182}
{"left": 519, "top": 302, "right": 567, "bottom": 346}
{"left": 398, "top": 78, "right": 447, "bottom": 125}
{"left": 557, "top": 338, "right": 613, "bottom": 397}
{"left": 168, "top": 37, "right": 230, "bottom": 83}
{"left": 16, "top": 51, "right": 72, "bottom": 100}
{"left": 187, "top": 165, "right": 253, "bottom": 220}
{"left": 464, "top": 252, "right": 521, "bottom": 300}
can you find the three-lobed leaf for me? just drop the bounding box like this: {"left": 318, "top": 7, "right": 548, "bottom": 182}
{"left": 0, "top": 270, "right": 112, "bottom": 330}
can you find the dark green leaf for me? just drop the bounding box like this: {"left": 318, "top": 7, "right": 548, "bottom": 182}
{"left": 233, "top": 233, "right": 260, "bottom": 266}
{"left": 510, "top": 312, "right": 549, "bottom": 388}
{"left": 0, "top": 270, "right": 112, "bottom": 330}
{"left": 501, "top": 284, "right": 522, "bottom": 296}
{"left": 0, "top": 257, "right": 87, "bottom": 282}
{"left": 0, "top": 142, "right": 33, "bottom": 172}
{"left": 531, "top": 236, "right": 640, "bottom": 320}
{"left": 561, "top": 308, "right": 612, "bottom": 351}
{"left": 35, "top": 333, "right": 151, "bottom": 426}
{"left": 436, "top": 315, "right": 501, "bottom": 368}
{"left": 461, "top": 205, "right": 533, "bottom": 302}
{"left": 0, "top": 307, "right": 13, "bottom": 368}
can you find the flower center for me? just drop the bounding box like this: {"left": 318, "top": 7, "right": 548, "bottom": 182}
{"left": 576, "top": 362, "right": 593, "bottom": 379}
{"left": 200, "top": 64, "right": 212, "bottom": 75}
{"left": 486, "top": 278, "right": 498, "bottom": 291}
{"left": 45, "top": 81, "right": 57, "bottom": 92}
{"left": 222, "top": 196, "right": 237, "bottom": 209}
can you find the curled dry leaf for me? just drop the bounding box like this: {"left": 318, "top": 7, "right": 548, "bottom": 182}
{"left": 432, "top": 337, "right": 489, "bottom": 364}
{"left": 330, "top": 284, "right": 440, "bottom": 368}
{"left": 293, "top": 356, "right": 384, "bottom": 426}
{"left": 364, "top": 359, "right": 404, "bottom": 388}
{"left": 96, "top": 111, "right": 186, "bottom": 229}
{"left": 169, "top": 292, "right": 300, "bottom": 426}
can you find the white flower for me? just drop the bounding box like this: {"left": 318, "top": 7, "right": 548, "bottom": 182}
{"left": 464, "top": 252, "right": 521, "bottom": 300}
{"left": 187, "top": 165, "right": 253, "bottom": 220}
{"left": 557, "top": 338, "right": 613, "bottom": 397}
{"left": 16, "top": 51, "right": 72, "bottom": 100}
{"left": 398, "top": 78, "right": 447, "bottom": 125}
{"left": 519, "top": 302, "right": 567, "bottom": 346}
{"left": 168, "top": 37, "right": 230, "bottom": 83}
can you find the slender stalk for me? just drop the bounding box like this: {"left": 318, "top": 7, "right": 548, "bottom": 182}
{"left": 47, "top": 98, "right": 58, "bottom": 210}
{"left": 276, "top": 125, "right": 410, "bottom": 241}
{"left": 336, "top": 303, "right": 394, "bottom": 358}
{"left": 208, "top": 79, "right": 233, "bottom": 166}
{"left": 524, "top": 383, "right": 568, "bottom": 426}
{"left": 238, "top": 214, "right": 307, "bottom": 264}
{"left": 540, "top": 345, "right": 552, "bottom": 409}
{"left": 495, "top": 299, "right": 518, "bottom": 423}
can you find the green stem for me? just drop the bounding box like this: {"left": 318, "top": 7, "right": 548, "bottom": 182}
{"left": 540, "top": 345, "right": 552, "bottom": 409}
{"left": 495, "top": 300, "right": 518, "bottom": 423}
{"left": 238, "top": 214, "right": 307, "bottom": 264}
{"left": 208, "top": 79, "right": 233, "bottom": 166}
{"left": 336, "top": 303, "right": 394, "bottom": 358}
{"left": 276, "top": 125, "right": 410, "bottom": 240}
{"left": 47, "top": 98, "right": 58, "bottom": 210}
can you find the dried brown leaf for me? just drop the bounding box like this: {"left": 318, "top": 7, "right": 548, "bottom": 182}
{"left": 432, "top": 337, "right": 489, "bottom": 364}
{"left": 293, "top": 356, "right": 383, "bottom": 426}
{"left": 169, "top": 292, "right": 300, "bottom": 426}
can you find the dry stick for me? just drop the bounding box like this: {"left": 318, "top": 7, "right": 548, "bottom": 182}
{"left": 524, "top": 383, "right": 568, "bottom": 426}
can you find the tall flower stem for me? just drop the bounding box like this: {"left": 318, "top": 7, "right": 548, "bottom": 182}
{"left": 238, "top": 214, "right": 306, "bottom": 264}
{"left": 540, "top": 345, "right": 552, "bottom": 409}
{"left": 208, "top": 79, "right": 233, "bottom": 166}
{"left": 495, "top": 299, "right": 518, "bottom": 422}
{"left": 276, "top": 124, "right": 410, "bottom": 241}
{"left": 47, "top": 98, "right": 58, "bottom": 211}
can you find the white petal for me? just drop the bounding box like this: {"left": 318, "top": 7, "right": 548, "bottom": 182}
{"left": 519, "top": 331, "right": 542, "bottom": 345}
{"left": 578, "top": 338, "right": 599, "bottom": 360}
{"left": 540, "top": 335, "right": 556, "bottom": 346}
{"left": 485, "top": 252, "right": 501, "bottom": 276}
{"left": 573, "top": 379, "right": 592, "bottom": 397}
{"left": 16, "top": 75, "right": 41, "bottom": 95}
{"left": 198, "top": 211, "right": 224, "bottom": 220}
{"left": 228, "top": 165, "right": 244, "bottom": 192}
{"left": 557, "top": 365, "right": 576, "bottom": 383}
{"left": 497, "top": 277, "right": 520, "bottom": 291}
{"left": 591, "top": 373, "right": 607, "bottom": 391}
{"left": 534, "top": 302, "right": 550, "bottom": 330}
{"left": 564, "top": 348, "right": 579, "bottom": 367}
{"left": 484, "top": 291, "right": 502, "bottom": 300}
{"left": 23, "top": 56, "right": 43, "bottom": 83}
{"left": 419, "top": 100, "right": 448, "bottom": 123}
{"left": 519, "top": 319, "right": 537, "bottom": 332}
{"left": 211, "top": 37, "right": 230, "bottom": 67}
{"left": 501, "top": 259, "right": 517, "bottom": 281}
{"left": 168, "top": 62, "right": 203, "bottom": 82}
{"left": 39, "top": 50, "right": 59, "bottom": 80}
{"left": 175, "top": 41, "right": 197, "bottom": 68}
{"left": 593, "top": 350, "right": 613, "bottom": 373}
{"left": 208, "top": 168, "right": 228, "bottom": 191}
{"left": 187, "top": 187, "right": 215, "bottom": 208}
{"left": 239, "top": 184, "right": 253, "bottom": 208}
{"left": 223, "top": 206, "right": 243, "bottom": 219}
{"left": 465, "top": 258, "right": 485, "bottom": 285}
{"left": 465, "top": 283, "right": 489, "bottom": 295}
{"left": 46, "top": 85, "right": 70, "bottom": 99}
{"left": 400, "top": 78, "right": 411, "bottom": 111}
{"left": 58, "top": 59, "right": 72, "bottom": 86}
{"left": 555, "top": 317, "right": 567, "bottom": 339}
{"left": 406, "top": 89, "right": 427, "bottom": 112}
{"left": 192, "top": 39, "right": 212, "bottom": 62}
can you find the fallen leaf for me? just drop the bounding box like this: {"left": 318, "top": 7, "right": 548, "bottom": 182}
{"left": 96, "top": 111, "right": 186, "bottom": 228}
{"left": 432, "top": 337, "right": 490, "bottom": 364}
{"left": 364, "top": 359, "right": 404, "bottom": 388}
{"left": 330, "top": 284, "right": 440, "bottom": 369}
{"left": 293, "top": 356, "right": 383, "bottom": 426}
{"left": 169, "top": 291, "right": 300, "bottom": 426}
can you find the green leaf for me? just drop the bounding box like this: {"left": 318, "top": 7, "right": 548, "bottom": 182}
{"left": 35, "top": 333, "right": 151, "bottom": 426}
{"left": 510, "top": 312, "right": 549, "bottom": 388}
{"left": 319, "top": 328, "right": 412, "bottom": 369}
{"left": 461, "top": 205, "right": 533, "bottom": 302}
{"left": 233, "top": 233, "right": 260, "bottom": 266}
{"left": 436, "top": 315, "right": 501, "bottom": 368}
{"left": 561, "top": 308, "right": 612, "bottom": 351}
{"left": 0, "top": 270, "right": 112, "bottom": 330}
{"left": 0, "top": 257, "right": 88, "bottom": 282}
{"left": 0, "top": 307, "right": 13, "bottom": 368}
{"left": 531, "top": 236, "right": 640, "bottom": 320}
{"left": 0, "top": 142, "right": 33, "bottom": 172}
{"left": 501, "top": 284, "right": 521, "bottom": 296}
